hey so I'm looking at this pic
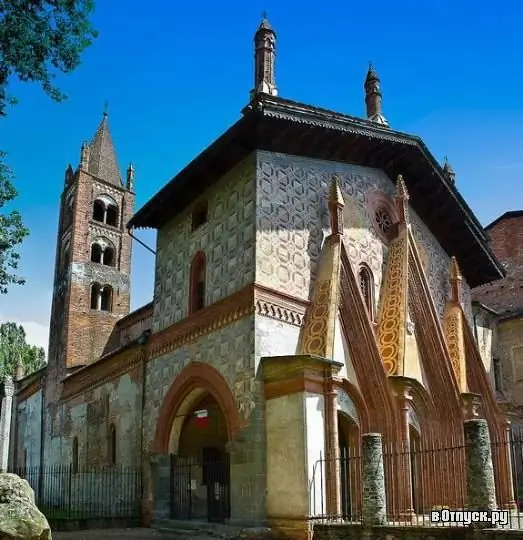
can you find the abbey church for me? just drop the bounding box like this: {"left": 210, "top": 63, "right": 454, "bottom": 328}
{"left": 10, "top": 16, "right": 523, "bottom": 537}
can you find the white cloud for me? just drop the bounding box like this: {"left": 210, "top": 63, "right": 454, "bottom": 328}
{"left": 0, "top": 314, "right": 49, "bottom": 355}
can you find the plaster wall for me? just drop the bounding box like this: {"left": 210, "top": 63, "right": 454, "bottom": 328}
{"left": 496, "top": 318, "right": 523, "bottom": 407}
{"left": 44, "top": 370, "right": 141, "bottom": 468}
{"left": 255, "top": 151, "right": 474, "bottom": 326}
{"left": 152, "top": 155, "right": 256, "bottom": 333}
{"left": 16, "top": 390, "right": 42, "bottom": 468}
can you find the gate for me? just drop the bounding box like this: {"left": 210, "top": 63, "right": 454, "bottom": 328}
{"left": 170, "top": 449, "right": 230, "bottom": 522}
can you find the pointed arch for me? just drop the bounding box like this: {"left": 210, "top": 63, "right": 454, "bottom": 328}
{"left": 358, "top": 263, "right": 375, "bottom": 321}
{"left": 152, "top": 362, "right": 241, "bottom": 453}
{"left": 189, "top": 251, "right": 206, "bottom": 314}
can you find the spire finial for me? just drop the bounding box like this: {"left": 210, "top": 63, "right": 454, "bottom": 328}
{"left": 442, "top": 156, "right": 456, "bottom": 183}
{"left": 364, "top": 63, "right": 388, "bottom": 126}
{"left": 395, "top": 174, "right": 409, "bottom": 224}
{"left": 450, "top": 256, "right": 463, "bottom": 303}
{"left": 103, "top": 100, "right": 109, "bottom": 118}
{"left": 328, "top": 175, "right": 345, "bottom": 235}
{"left": 251, "top": 13, "right": 277, "bottom": 99}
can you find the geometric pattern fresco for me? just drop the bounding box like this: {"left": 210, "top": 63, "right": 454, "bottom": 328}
{"left": 256, "top": 151, "right": 474, "bottom": 325}
{"left": 153, "top": 156, "right": 256, "bottom": 332}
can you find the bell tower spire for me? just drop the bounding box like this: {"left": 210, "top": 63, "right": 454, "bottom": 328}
{"left": 364, "top": 62, "right": 388, "bottom": 127}
{"left": 251, "top": 13, "right": 277, "bottom": 99}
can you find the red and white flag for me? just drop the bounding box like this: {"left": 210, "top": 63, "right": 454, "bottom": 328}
{"left": 195, "top": 409, "right": 209, "bottom": 428}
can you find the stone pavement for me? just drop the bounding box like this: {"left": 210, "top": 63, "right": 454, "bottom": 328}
{"left": 53, "top": 529, "right": 172, "bottom": 540}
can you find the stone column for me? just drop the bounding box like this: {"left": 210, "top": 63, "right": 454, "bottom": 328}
{"left": 261, "top": 354, "right": 342, "bottom": 540}
{"left": 464, "top": 419, "right": 496, "bottom": 523}
{"left": 0, "top": 377, "right": 15, "bottom": 472}
{"left": 361, "top": 433, "right": 387, "bottom": 526}
{"left": 150, "top": 453, "right": 172, "bottom": 524}
{"left": 324, "top": 376, "right": 341, "bottom": 518}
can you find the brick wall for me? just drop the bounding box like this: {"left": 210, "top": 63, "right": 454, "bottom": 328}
{"left": 473, "top": 213, "right": 523, "bottom": 314}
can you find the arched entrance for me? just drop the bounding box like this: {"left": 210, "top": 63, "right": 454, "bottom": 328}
{"left": 153, "top": 362, "right": 241, "bottom": 524}
{"left": 172, "top": 392, "right": 230, "bottom": 522}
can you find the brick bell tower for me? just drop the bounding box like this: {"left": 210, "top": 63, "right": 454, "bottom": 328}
{"left": 48, "top": 111, "right": 135, "bottom": 373}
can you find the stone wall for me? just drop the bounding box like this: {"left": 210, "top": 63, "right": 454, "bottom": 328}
{"left": 255, "top": 152, "right": 474, "bottom": 327}
{"left": 152, "top": 155, "right": 256, "bottom": 333}
{"left": 496, "top": 317, "right": 523, "bottom": 410}
{"left": 15, "top": 389, "right": 42, "bottom": 468}
{"left": 143, "top": 315, "right": 266, "bottom": 522}
{"left": 44, "top": 370, "right": 141, "bottom": 468}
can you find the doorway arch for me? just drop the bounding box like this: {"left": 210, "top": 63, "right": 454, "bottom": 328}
{"left": 152, "top": 362, "right": 241, "bottom": 523}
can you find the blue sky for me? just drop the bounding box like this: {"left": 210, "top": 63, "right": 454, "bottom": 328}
{"left": 0, "top": 0, "right": 522, "bottom": 350}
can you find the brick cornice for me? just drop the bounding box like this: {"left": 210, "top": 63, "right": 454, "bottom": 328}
{"left": 59, "top": 284, "right": 312, "bottom": 402}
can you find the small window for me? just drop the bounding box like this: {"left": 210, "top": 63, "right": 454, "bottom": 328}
{"left": 90, "top": 243, "right": 103, "bottom": 263}
{"left": 106, "top": 205, "right": 118, "bottom": 227}
{"left": 189, "top": 252, "right": 206, "bottom": 313}
{"left": 91, "top": 283, "right": 102, "bottom": 309}
{"left": 72, "top": 437, "right": 79, "bottom": 474}
{"left": 359, "top": 265, "right": 374, "bottom": 321}
{"left": 93, "top": 200, "right": 105, "bottom": 222}
{"left": 192, "top": 201, "right": 208, "bottom": 231}
{"left": 109, "top": 424, "right": 117, "bottom": 465}
{"left": 374, "top": 207, "right": 393, "bottom": 236}
{"left": 101, "top": 286, "right": 113, "bottom": 311}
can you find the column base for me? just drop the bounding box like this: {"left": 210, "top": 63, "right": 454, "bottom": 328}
{"left": 501, "top": 500, "right": 517, "bottom": 510}
{"left": 268, "top": 516, "right": 311, "bottom": 540}
{"left": 397, "top": 510, "right": 416, "bottom": 522}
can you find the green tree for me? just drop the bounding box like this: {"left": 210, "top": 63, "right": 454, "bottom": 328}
{"left": 0, "top": 0, "right": 97, "bottom": 293}
{"left": 0, "top": 322, "right": 46, "bottom": 378}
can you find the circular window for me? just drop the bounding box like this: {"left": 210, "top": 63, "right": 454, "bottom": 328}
{"left": 368, "top": 190, "right": 399, "bottom": 245}
{"left": 375, "top": 207, "right": 393, "bottom": 235}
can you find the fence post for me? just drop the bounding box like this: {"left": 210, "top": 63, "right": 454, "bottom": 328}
{"left": 464, "top": 419, "right": 497, "bottom": 526}
{"left": 361, "top": 433, "right": 387, "bottom": 526}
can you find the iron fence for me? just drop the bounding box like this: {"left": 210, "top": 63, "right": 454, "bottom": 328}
{"left": 170, "top": 451, "right": 230, "bottom": 523}
{"left": 310, "top": 435, "right": 523, "bottom": 529}
{"left": 11, "top": 465, "right": 142, "bottom": 521}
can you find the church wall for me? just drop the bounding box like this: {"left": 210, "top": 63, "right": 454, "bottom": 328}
{"left": 15, "top": 389, "right": 42, "bottom": 468}
{"left": 43, "top": 370, "right": 142, "bottom": 468}
{"left": 255, "top": 151, "right": 474, "bottom": 344}
{"left": 144, "top": 315, "right": 267, "bottom": 521}
{"left": 472, "top": 307, "right": 496, "bottom": 387}
{"left": 495, "top": 317, "right": 523, "bottom": 415}
{"left": 152, "top": 155, "right": 256, "bottom": 333}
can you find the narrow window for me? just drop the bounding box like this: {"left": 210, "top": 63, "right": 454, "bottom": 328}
{"left": 106, "top": 205, "right": 118, "bottom": 227}
{"left": 191, "top": 201, "right": 208, "bottom": 231}
{"left": 61, "top": 245, "right": 70, "bottom": 272}
{"left": 93, "top": 200, "right": 105, "bottom": 222}
{"left": 493, "top": 357, "right": 503, "bottom": 393}
{"left": 101, "top": 286, "right": 113, "bottom": 312}
{"left": 109, "top": 424, "right": 117, "bottom": 465}
{"left": 104, "top": 246, "right": 115, "bottom": 267}
{"left": 189, "top": 252, "right": 206, "bottom": 313}
{"left": 72, "top": 437, "right": 79, "bottom": 474}
{"left": 90, "top": 243, "right": 103, "bottom": 263}
{"left": 90, "top": 283, "right": 102, "bottom": 310}
{"left": 359, "top": 265, "right": 374, "bottom": 321}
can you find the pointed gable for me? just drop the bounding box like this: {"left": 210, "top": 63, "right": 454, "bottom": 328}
{"left": 87, "top": 113, "right": 122, "bottom": 186}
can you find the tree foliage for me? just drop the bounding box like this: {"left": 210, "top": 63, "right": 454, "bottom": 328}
{"left": 0, "top": 322, "right": 46, "bottom": 379}
{"left": 0, "top": 0, "right": 97, "bottom": 293}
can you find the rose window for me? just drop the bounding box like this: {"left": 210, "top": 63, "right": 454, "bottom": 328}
{"left": 375, "top": 207, "right": 393, "bottom": 235}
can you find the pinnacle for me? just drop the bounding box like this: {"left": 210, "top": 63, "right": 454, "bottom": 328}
{"left": 450, "top": 256, "right": 463, "bottom": 281}
{"left": 395, "top": 175, "right": 409, "bottom": 201}
{"left": 329, "top": 175, "right": 345, "bottom": 207}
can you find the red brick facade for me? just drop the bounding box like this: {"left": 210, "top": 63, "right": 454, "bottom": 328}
{"left": 48, "top": 114, "right": 134, "bottom": 374}
{"left": 473, "top": 211, "right": 523, "bottom": 314}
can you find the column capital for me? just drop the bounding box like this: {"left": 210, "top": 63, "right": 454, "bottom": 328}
{"left": 261, "top": 355, "right": 343, "bottom": 400}
{"left": 461, "top": 392, "right": 482, "bottom": 420}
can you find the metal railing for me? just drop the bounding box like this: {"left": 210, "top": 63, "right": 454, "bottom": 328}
{"left": 11, "top": 465, "right": 142, "bottom": 521}
{"left": 309, "top": 435, "right": 523, "bottom": 529}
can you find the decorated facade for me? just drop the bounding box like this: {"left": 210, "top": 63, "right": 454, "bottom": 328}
{"left": 10, "top": 15, "right": 516, "bottom": 538}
